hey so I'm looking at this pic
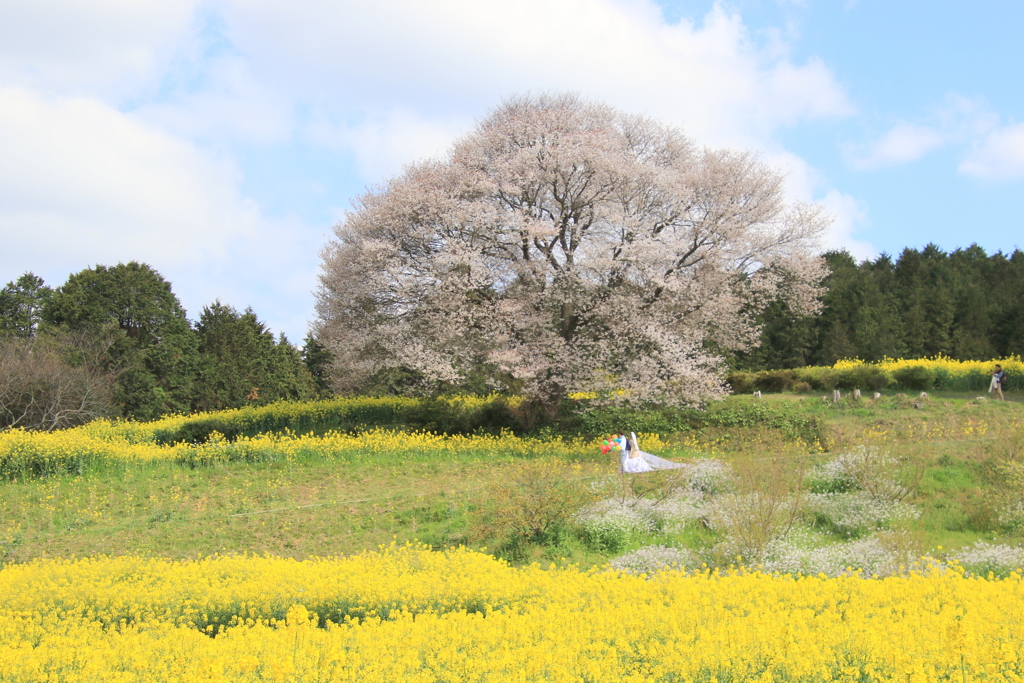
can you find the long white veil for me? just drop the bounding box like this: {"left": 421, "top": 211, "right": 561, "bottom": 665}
{"left": 631, "top": 432, "right": 685, "bottom": 470}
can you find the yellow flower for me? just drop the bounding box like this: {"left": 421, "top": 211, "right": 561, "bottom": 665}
{"left": 2, "top": 546, "right": 1024, "bottom": 681}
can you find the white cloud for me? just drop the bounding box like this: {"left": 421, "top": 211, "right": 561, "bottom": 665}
{"left": 0, "top": 88, "right": 256, "bottom": 265}
{"left": 849, "top": 95, "right": 1004, "bottom": 172}
{"left": 760, "top": 149, "right": 875, "bottom": 259}
{"left": 0, "top": 0, "right": 871, "bottom": 337}
{"left": 137, "top": 55, "right": 294, "bottom": 145}
{"left": 308, "top": 108, "right": 473, "bottom": 182}
{"left": 0, "top": 0, "right": 199, "bottom": 96}
{"left": 817, "top": 190, "right": 874, "bottom": 261}
{"left": 0, "top": 87, "right": 318, "bottom": 339}
{"left": 223, "top": 0, "right": 853, "bottom": 159}
{"left": 959, "top": 123, "right": 1024, "bottom": 180}
{"left": 850, "top": 123, "right": 946, "bottom": 170}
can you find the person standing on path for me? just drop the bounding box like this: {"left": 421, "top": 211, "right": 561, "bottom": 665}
{"left": 990, "top": 364, "right": 1007, "bottom": 400}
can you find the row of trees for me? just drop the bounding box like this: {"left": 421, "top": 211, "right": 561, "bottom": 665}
{"left": 738, "top": 244, "right": 1024, "bottom": 370}
{"left": 6, "top": 97, "right": 1014, "bottom": 428}
{"left": 0, "top": 263, "right": 328, "bottom": 430}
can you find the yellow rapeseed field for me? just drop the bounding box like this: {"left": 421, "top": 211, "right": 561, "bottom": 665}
{"left": 0, "top": 392, "right": 682, "bottom": 478}
{"left": 834, "top": 355, "right": 1024, "bottom": 391}
{"left": 0, "top": 424, "right": 614, "bottom": 476}
{"left": 865, "top": 355, "right": 1024, "bottom": 378}
{"left": 1, "top": 544, "right": 1022, "bottom": 682}
{"left": 831, "top": 356, "right": 1024, "bottom": 376}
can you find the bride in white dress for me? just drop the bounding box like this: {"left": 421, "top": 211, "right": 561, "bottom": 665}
{"left": 617, "top": 433, "right": 654, "bottom": 473}
{"left": 617, "top": 432, "right": 686, "bottom": 473}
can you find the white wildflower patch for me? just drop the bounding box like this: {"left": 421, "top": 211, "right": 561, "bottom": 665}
{"left": 677, "top": 458, "right": 732, "bottom": 494}
{"left": 700, "top": 491, "right": 803, "bottom": 562}
{"left": 578, "top": 446, "right": 929, "bottom": 575}
{"left": 702, "top": 491, "right": 798, "bottom": 533}
{"left": 760, "top": 531, "right": 916, "bottom": 578}
{"left": 808, "top": 446, "right": 909, "bottom": 501}
{"left": 703, "top": 492, "right": 754, "bottom": 533}
{"left": 998, "top": 500, "right": 1024, "bottom": 531}
{"left": 807, "top": 491, "right": 920, "bottom": 535}
{"left": 610, "top": 545, "right": 698, "bottom": 576}
{"left": 577, "top": 492, "right": 707, "bottom": 550}
{"left": 807, "top": 457, "right": 860, "bottom": 493}
{"left": 654, "top": 490, "right": 706, "bottom": 533}
{"left": 951, "top": 541, "right": 1024, "bottom": 577}
{"left": 575, "top": 499, "right": 659, "bottom": 551}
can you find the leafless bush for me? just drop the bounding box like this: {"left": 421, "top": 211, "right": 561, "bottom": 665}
{"left": 0, "top": 333, "right": 118, "bottom": 431}
{"left": 705, "top": 452, "right": 808, "bottom": 563}
{"left": 469, "top": 460, "right": 598, "bottom": 554}
{"left": 809, "top": 444, "right": 926, "bottom": 504}
{"left": 618, "top": 467, "right": 692, "bottom": 506}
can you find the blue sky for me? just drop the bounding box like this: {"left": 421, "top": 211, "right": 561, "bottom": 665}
{"left": 2, "top": 0, "right": 1021, "bottom": 342}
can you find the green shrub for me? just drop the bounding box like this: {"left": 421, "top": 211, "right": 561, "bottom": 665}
{"left": 575, "top": 500, "right": 658, "bottom": 553}
{"left": 754, "top": 370, "right": 797, "bottom": 392}
{"left": 892, "top": 365, "right": 936, "bottom": 391}
{"left": 795, "top": 367, "right": 839, "bottom": 390}
{"left": 152, "top": 395, "right": 528, "bottom": 445}
{"left": 568, "top": 403, "right": 695, "bottom": 435}
{"left": 835, "top": 365, "right": 892, "bottom": 391}
{"left": 568, "top": 400, "right": 825, "bottom": 444}
{"left": 469, "top": 461, "right": 597, "bottom": 557}
{"left": 726, "top": 372, "right": 758, "bottom": 394}
{"left": 701, "top": 403, "right": 826, "bottom": 444}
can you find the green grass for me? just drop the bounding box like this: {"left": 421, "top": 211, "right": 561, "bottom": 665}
{"left": 2, "top": 391, "right": 1023, "bottom": 567}
{"left": 0, "top": 456, "right": 612, "bottom": 563}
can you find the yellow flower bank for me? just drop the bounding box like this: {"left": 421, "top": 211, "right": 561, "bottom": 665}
{"left": 2, "top": 545, "right": 1023, "bottom": 682}
{"left": 867, "top": 355, "right": 1024, "bottom": 378}
{"left": 833, "top": 355, "right": 1024, "bottom": 391}
{"left": 1, "top": 424, "right": 635, "bottom": 479}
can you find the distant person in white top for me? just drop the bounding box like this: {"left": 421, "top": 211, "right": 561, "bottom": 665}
{"left": 990, "top": 364, "right": 1007, "bottom": 401}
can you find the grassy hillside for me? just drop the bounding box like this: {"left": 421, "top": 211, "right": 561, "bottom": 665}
{"left": 2, "top": 392, "right": 1023, "bottom": 572}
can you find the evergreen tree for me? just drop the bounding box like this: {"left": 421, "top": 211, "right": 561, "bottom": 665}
{"left": 989, "top": 250, "right": 1024, "bottom": 357}
{"left": 744, "top": 244, "right": 1024, "bottom": 370}
{"left": 813, "top": 251, "right": 860, "bottom": 364}
{"left": 892, "top": 246, "right": 955, "bottom": 358}
{"left": 0, "top": 273, "right": 53, "bottom": 338}
{"left": 948, "top": 245, "right": 995, "bottom": 359}
{"left": 734, "top": 298, "right": 818, "bottom": 369}
{"left": 43, "top": 262, "right": 198, "bottom": 420}
{"left": 859, "top": 254, "right": 906, "bottom": 360}
{"left": 921, "top": 245, "right": 956, "bottom": 357}
{"left": 269, "top": 333, "right": 318, "bottom": 402}
{"left": 193, "top": 303, "right": 315, "bottom": 411}
{"left": 301, "top": 335, "right": 335, "bottom": 397}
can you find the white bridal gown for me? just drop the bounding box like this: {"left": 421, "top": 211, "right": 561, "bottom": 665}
{"left": 619, "top": 433, "right": 686, "bottom": 473}
{"left": 620, "top": 445, "right": 654, "bottom": 473}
